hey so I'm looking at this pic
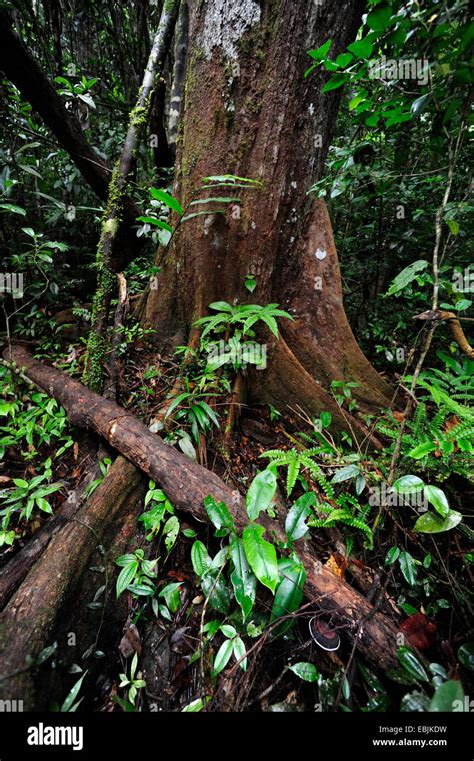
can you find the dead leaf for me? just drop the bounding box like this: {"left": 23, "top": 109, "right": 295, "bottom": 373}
{"left": 119, "top": 622, "right": 141, "bottom": 658}
{"left": 325, "top": 552, "right": 347, "bottom": 578}
{"left": 400, "top": 613, "right": 437, "bottom": 651}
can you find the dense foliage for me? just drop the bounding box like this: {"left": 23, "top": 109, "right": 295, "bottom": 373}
{"left": 0, "top": 0, "right": 472, "bottom": 718}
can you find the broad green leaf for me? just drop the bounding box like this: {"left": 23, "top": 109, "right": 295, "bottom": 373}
{"left": 191, "top": 540, "right": 211, "bottom": 577}
{"left": 386, "top": 260, "right": 429, "bottom": 296}
{"left": 0, "top": 203, "right": 26, "bottom": 215}
{"left": 414, "top": 510, "right": 462, "bottom": 534}
{"left": 209, "top": 547, "right": 228, "bottom": 571}
{"left": 163, "top": 515, "right": 179, "bottom": 553}
{"left": 392, "top": 475, "right": 424, "bottom": 494}
{"left": 320, "top": 411, "right": 332, "bottom": 428}
{"left": 453, "top": 299, "right": 471, "bottom": 312}
{"left": 182, "top": 698, "right": 206, "bottom": 712}
{"left": 423, "top": 485, "right": 449, "bottom": 518}
{"left": 115, "top": 553, "right": 137, "bottom": 567}
{"left": 242, "top": 524, "right": 278, "bottom": 594}
{"left": 13, "top": 478, "right": 28, "bottom": 488}
{"left": 458, "top": 643, "right": 474, "bottom": 671}
{"left": 233, "top": 637, "right": 247, "bottom": 671}
{"left": 230, "top": 538, "right": 256, "bottom": 620}
{"left": 285, "top": 498, "right": 312, "bottom": 542}
{"left": 204, "top": 495, "right": 235, "bottom": 532}
{"left": 347, "top": 38, "right": 373, "bottom": 58}
{"left": 213, "top": 638, "right": 234, "bottom": 675}
{"left": 397, "top": 647, "right": 429, "bottom": 682}
{"left": 289, "top": 662, "right": 318, "bottom": 682}
{"left": 271, "top": 558, "right": 306, "bottom": 625}
{"left": 209, "top": 301, "right": 233, "bottom": 312}
{"left": 246, "top": 469, "right": 277, "bottom": 521}
{"left": 36, "top": 497, "right": 53, "bottom": 514}
{"left": 136, "top": 216, "right": 173, "bottom": 233}
{"left": 367, "top": 4, "right": 393, "bottom": 32}
{"left": 158, "top": 582, "right": 181, "bottom": 613}
{"left": 201, "top": 571, "right": 231, "bottom": 614}
{"left": 399, "top": 551, "right": 417, "bottom": 586}
{"left": 322, "top": 73, "right": 347, "bottom": 92}
{"left": 385, "top": 546, "right": 400, "bottom": 565}
{"left": 349, "top": 94, "right": 366, "bottom": 111}
{"left": 430, "top": 679, "right": 465, "bottom": 712}
{"left": 149, "top": 188, "right": 183, "bottom": 215}
{"left": 244, "top": 275, "right": 257, "bottom": 293}
{"left": 447, "top": 219, "right": 460, "bottom": 235}
{"left": 331, "top": 464, "right": 360, "bottom": 483}
{"left": 116, "top": 561, "right": 138, "bottom": 597}
{"left": 308, "top": 39, "right": 332, "bottom": 61}
{"left": 335, "top": 53, "right": 353, "bottom": 68}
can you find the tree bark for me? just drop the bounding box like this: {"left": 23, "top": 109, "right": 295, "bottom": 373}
{"left": 143, "top": 0, "right": 394, "bottom": 421}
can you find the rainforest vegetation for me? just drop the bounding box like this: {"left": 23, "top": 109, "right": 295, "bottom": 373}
{"left": 0, "top": 0, "right": 472, "bottom": 720}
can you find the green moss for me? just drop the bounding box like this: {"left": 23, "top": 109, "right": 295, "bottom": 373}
{"left": 130, "top": 92, "right": 153, "bottom": 131}
{"left": 82, "top": 330, "right": 106, "bottom": 392}
{"left": 193, "top": 47, "right": 206, "bottom": 62}
{"left": 102, "top": 218, "right": 119, "bottom": 237}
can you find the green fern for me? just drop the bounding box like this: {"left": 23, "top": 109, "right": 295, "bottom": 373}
{"left": 309, "top": 507, "right": 374, "bottom": 548}
{"left": 262, "top": 448, "right": 335, "bottom": 498}
{"left": 376, "top": 373, "right": 474, "bottom": 479}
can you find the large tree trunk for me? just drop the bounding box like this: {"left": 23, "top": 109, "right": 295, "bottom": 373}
{"left": 143, "top": 0, "right": 393, "bottom": 424}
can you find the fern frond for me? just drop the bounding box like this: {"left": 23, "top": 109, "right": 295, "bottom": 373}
{"left": 286, "top": 458, "right": 300, "bottom": 496}
{"left": 317, "top": 509, "right": 374, "bottom": 548}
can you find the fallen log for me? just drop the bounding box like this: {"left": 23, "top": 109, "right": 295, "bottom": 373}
{"left": 0, "top": 453, "right": 145, "bottom": 708}
{"left": 1, "top": 346, "right": 402, "bottom": 707}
